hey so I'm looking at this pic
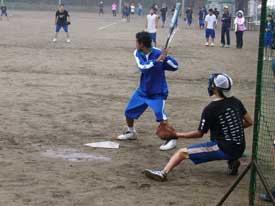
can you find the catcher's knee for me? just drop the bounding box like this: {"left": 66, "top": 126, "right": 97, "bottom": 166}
{"left": 177, "top": 148, "right": 189, "bottom": 159}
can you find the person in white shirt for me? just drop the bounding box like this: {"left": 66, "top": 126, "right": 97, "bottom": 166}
{"left": 146, "top": 8, "right": 159, "bottom": 47}
{"left": 130, "top": 3, "right": 135, "bottom": 16}
{"left": 204, "top": 9, "right": 217, "bottom": 46}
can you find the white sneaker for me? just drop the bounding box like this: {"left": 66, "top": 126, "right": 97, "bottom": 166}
{"left": 144, "top": 169, "right": 167, "bottom": 182}
{"left": 210, "top": 43, "right": 215, "bottom": 47}
{"left": 117, "top": 131, "right": 137, "bottom": 140}
{"left": 225, "top": 45, "right": 230, "bottom": 48}
{"left": 53, "top": 38, "right": 57, "bottom": 42}
{"left": 66, "top": 39, "right": 71, "bottom": 43}
{"left": 159, "top": 139, "right": 177, "bottom": 151}
{"left": 269, "top": 57, "right": 272, "bottom": 61}
{"left": 264, "top": 57, "right": 267, "bottom": 61}
{"left": 205, "top": 42, "right": 209, "bottom": 46}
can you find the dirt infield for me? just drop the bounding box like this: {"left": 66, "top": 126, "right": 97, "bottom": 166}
{"left": 0, "top": 11, "right": 258, "bottom": 206}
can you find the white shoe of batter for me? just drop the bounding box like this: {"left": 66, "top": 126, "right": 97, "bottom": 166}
{"left": 66, "top": 39, "right": 71, "bottom": 43}
{"left": 53, "top": 38, "right": 57, "bottom": 42}
{"left": 159, "top": 139, "right": 177, "bottom": 151}
{"left": 117, "top": 131, "right": 137, "bottom": 140}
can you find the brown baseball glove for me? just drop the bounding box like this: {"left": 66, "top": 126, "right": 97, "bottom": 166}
{"left": 156, "top": 122, "right": 178, "bottom": 140}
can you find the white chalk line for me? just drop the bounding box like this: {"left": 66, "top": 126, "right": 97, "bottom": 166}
{"left": 98, "top": 19, "right": 125, "bottom": 31}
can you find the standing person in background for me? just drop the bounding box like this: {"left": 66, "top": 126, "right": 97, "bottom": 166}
{"left": 205, "top": 9, "right": 217, "bottom": 47}
{"left": 264, "top": 15, "right": 273, "bottom": 60}
{"left": 160, "top": 3, "right": 168, "bottom": 28}
{"left": 198, "top": 8, "right": 205, "bottom": 29}
{"left": 112, "top": 2, "right": 117, "bottom": 17}
{"left": 214, "top": 8, "right": 220, "bottom": 19}
{"left": 220, "top": 6, "right": 231, "bottom": 48}
{"left": 53, "top": 4, "right": 71, "bottom": 43}
{"left": 234, "top": 10, "right": 246, "bottom": 49}
{"left": 130, "top": 3, "right": 135, "bottom": 16}
{"left": 146, "top": 8, "right": 159, "bottom": 47}
{"left": 153, "top": 4, "right": 159, "bottom": 14}
{"left": 186, "top": 8, "right": 193, "bottom": 27}
{"left": 123, "top": 3, "right": 131, "bottom": 22}
{"left": 99, "top": 1, "right": 104, "bottom": 16}
{"left": 137, "top": 3, "right": 143, "bottom": 16}
{"left": 0, "top": 4, "right": 8, "bottom": 21}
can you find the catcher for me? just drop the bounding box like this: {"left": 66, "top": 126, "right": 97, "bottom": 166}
{"left": 117, "top": 31, "right": 179, "bottom": 151}
{"left": 144, "top": 73, "right": 253, "bottom": 181}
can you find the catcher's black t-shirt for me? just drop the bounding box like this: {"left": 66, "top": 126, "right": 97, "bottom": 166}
{"left": 56, "top": 10, "right": 69, "bottom": 25}
{"left": 198, "top": 97, "right": 247, "bottom": 159}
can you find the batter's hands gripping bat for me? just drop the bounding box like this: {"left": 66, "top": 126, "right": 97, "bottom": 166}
{"left": 164, "top": 3, "right": 181, "bottom": 49}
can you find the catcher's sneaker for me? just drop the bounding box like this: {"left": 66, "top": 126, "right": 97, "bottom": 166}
{"left": 117, "top": 131, "right": 137, "bottom": 140}
{"left": 52, "top": 38, "right": 57, "bottom": 42}
{"left": 227, "top": 159, "right": 240, "bottom": 176}
{"left": 159, "top": 139, "right": 177, "bottom": 151}
{"left": 144, "top": 169, "right": 167, "bottom": 182}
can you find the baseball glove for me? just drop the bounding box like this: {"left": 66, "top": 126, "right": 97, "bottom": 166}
{"left": 156, "top": 122, "right": 177, "bottom": 140}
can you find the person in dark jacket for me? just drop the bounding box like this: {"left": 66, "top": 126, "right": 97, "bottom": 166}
{"left": 214, "top": 8, "right": 220, "bottom": 19}
{"left": 186, "top": 8, "right": 193, "bottom": 26}
{"left": 221, "top": 6, "right": 231, "bottom": 48}
{"left": 198, "top": 8, "right": 205, "bottom": 29}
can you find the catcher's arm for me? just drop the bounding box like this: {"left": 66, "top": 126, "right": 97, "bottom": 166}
{"left": 176, "top": 130, "right": 204, "bottom": 139}
{"left": 243, "top": 113, "right": 253, "bottom": 129}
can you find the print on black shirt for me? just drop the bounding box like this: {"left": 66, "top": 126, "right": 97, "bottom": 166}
{"left": 198, "top": 97, "right": 247, "bottom": 159}
{"left": 56, "top": 10, "right": 69, "bottom": 26}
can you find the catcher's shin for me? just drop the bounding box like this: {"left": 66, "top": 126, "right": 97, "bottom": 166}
{"left": 156, "top": 122, "right": 178, "bottom": 140}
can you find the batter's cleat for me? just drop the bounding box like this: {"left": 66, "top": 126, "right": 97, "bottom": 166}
{"left": 66, "top": 39, "right": 71, "bottom": 43}
{"left": 53, "top": 38, "right": 57, "bottom": 42}
{"left": 205, "top": 42, "right": 209, "bottom": 46}
{"left": 159, "top": 139, "right": 177, "bottom": 151}
{"left": 117, "top": 131, "right": 137, "bottom": 140}
{"left": 144, "top": 169, "right": 167, "bottom": 182}
{"left": 210, "top": 43, "right": 215, "bottom": 47}
{"left": 227, "top": 159, "right": 240, "bottom": 175}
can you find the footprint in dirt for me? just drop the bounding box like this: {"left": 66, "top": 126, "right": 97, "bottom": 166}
{"left": 112, "top": 185, "right": 126, "bottom": 190}
{"left": 138, "top": 183, "right": 151, "bottom": 189}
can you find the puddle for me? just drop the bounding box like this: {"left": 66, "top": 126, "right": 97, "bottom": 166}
{"left": 41, "top": 148, "right": 111, "bottom": 162}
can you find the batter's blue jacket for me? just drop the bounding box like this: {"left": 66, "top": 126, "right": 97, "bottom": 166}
{"left": 134, "top": 47, "right": 179, "bottom": 99}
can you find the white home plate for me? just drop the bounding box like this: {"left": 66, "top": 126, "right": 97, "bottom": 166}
{"left": 42, "top": 148, "right": 111, "bottom": 162}
{"left": 85, "top": 141, "right": 119, "bottom": 149}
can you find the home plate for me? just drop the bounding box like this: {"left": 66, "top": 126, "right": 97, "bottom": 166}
{"left": 85, "top": 141, "right": 119, "bottom": 149}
